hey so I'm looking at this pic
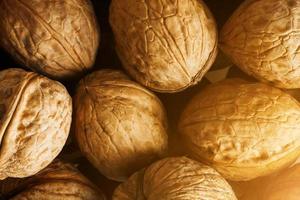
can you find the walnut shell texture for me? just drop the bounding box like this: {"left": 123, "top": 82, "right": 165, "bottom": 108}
{"left": 220, "top": 0, "right": 300, "bottom": 89}
{"left": 113, "top": 156, "right": 237, "bottom": 200}
{"left": 0, "top": 68, "right": 72, "bottom": 180}
{"left": 74, "top": 69, "right": 168, "bottom": 181}
{"left": 179, "top": 79, "right": 300, "bottom": 181}
{"left": 0, "top": 0, "right": 100, "bottom": 79}
{"left": 109, "top": 0, "right": 218, "bottom": 93}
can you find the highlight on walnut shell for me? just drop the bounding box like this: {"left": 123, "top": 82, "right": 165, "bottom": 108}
{"left": 113, "top": 156, "right": 237, "bottom": 200}
{"left": 0, "top": 0, "right": 100, "bottom": 79}
{"left": 74, "top": 69, "right": 168, "bottom": 181}
{"left": 0, "top": 161, "right": 106, "bottom": 200}
{"left": 109, "top": 0, "right": 218, "bottom": 93}
{"left": 178, "top": 79, "right": 300, "bottom": 181}
{"left": 220, "top": 0, "right": 300, "bottom": 89}
{"left": 0, "top": 68, "right": 72, "bottom": 180}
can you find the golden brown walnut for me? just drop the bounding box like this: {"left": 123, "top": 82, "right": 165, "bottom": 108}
{"left": 220, "top": 0, "right": 300, "bottom": 89}
{"left": 109, "top": 0, "right": 218, "bottom": 93}
{"left": 0, "top": 161, "right": 106, "bottom": 200}
{"left": 178, "top": 79, "right": 300, "bottom": 181}
{"left": 113, "top": 156, "right": 237, "bottom": 200}
{"left": 0, "top": 68, "right": 72, "bottom": 180}
{"left": 0, "top": 0, "right": 100, "bottom": 79}
{"left": 74, "top": 69, "right": 168, "bottom": 181}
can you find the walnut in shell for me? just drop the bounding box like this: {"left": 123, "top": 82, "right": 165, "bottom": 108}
{"left": 113, "top": 156, "right": 237, "bottom": 200}
{"left": 220, "top": 0, "right": 300, "bottom": 88}
{"left": 0, "top": 0, "right": 100, "bottom": 79}
{"left": 74, "top": 70, "right": 168, "bottom": 181}
{"left": 109, "top": 0, "right": 218, "bottom": 93}
{"left": 0, "top": 68, "right": 72, "bottom": 180}
{"left": 178, "top": 79, "right": 300, "bottom": 181}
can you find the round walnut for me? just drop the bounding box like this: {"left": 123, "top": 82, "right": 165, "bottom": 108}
{"left": 109, "top": 0, "right": 217, "bottom": 93}
{"left": 74, "top": 69, "right": 168, "bottom": 181}
{"left": 220, "top": 0, "right": 300, "bottom": 89}
{"left": 0, "top": 68, "right": 72, "bottom": 180}
{"left": 113, "top": 156, "right": 237, "bottom": 200}
{"left": 178, "top": 79, "right": 300, "bottom": 181}
{"left": 0, "top": 0, "right": 100, "bottom": 79}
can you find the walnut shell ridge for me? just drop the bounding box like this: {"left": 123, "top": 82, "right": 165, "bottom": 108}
{"left": 0, "top": 0, "right": 100, "bottom": 79}
{"left": 220, "top": 0, "right": 300, "bottom": 88}
{"left": 109, "top": 0, "right": 218, "bottom": 93}
{"left": 74, "top": 69, "right": 168, "bottom": 181}
{"left": 113, "top": 156, "right": 237, "bottom": 200}
{"left": 0, "top": 68, "right": 72, "bottom": 180}
{"left": 179, "top": 79, "right": 300, "bottom": 181}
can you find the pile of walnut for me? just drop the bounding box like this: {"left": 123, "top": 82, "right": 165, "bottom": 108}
{"left": 0, "top": 0, "right": 300, "bottom": 199}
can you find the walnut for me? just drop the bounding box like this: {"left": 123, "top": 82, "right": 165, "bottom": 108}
{"left": 113, "top": 156, "right": 237, "bottom": 200}
{"left": 0, "top": 68, "right": 72, "bottom": 180}
{"left": 74, "top": 69, "right": 168, "bottom": 181}
{"left": 178, "top": 79, "right": 300, "bottom": 181}
{"left": 220, "top": 0, "right": 300, "bottom": 89}
{"left": 109, "top": 0, "right": 217, "bottom": 93}
{"left": 0, "top": 0, "right": 100, "bottom": 79}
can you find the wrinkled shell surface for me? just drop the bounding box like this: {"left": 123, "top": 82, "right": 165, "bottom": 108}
{"left": 74, "top": 70, "right": 168, "bottom": 181}
{"left": 113, "top": 156, "right": 237, "bottom": 200}
{"left": 220, "top": 0, "right": 300, "bottom": 88}
{"left": 109, "top": 0, "right": 217, "bottom": 92}
{"left": 0, "top": 0, "right": 99, "bottom": 79}
{"left": 179, "top": 79, "right": 300, "bottom": 181}
{"left": 0, "top": 68, "right": 72, "bottom": 180}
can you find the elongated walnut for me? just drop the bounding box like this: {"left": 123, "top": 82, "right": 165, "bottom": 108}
{"left": 0, "top": 0, "right": 100, "bottom": 79}
{"left": 0, "top": 68, "right": 72, "bottom": 180}
{"left": 179, "top": 79, "right": 300, "bottom": 181}
{"left": 109, "top": 0, "right": 217, "bottom": 93}
{"left": 74, "top": 70, "right": 168, "bottom": 181}
{"left": 113, "top": 156, "right": 237, "bottom": 200}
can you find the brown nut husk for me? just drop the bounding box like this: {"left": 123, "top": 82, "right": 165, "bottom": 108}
{"left": 0, "top": 161, "right": 106, "bottom": 200}
{"left": 113, "top": 156, "right": 237, "bottom": 200}
{"left": 109, "top": 0, "right": 218, "bottom": 93}
{"left": 0, "top": 68, "right": 72, "bottom": 180}
{"left": 220, "top": 0, "right": 300, "bottom": 89}
{"left": 178, "top": 79, "right": 300, "bottom": 181}
{"left": 0, "top": 0, "right": 100, "bottom": 79}
{"left": 74, "top": 69, "right": 168, "bottom": 181}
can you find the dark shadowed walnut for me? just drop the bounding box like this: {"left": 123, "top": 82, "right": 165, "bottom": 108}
{"left": 0, "top": 68, "right": 72, "bottom": 180}
{"left": 0, "top": 0, "right": 100, "bottom": 79}
{"left": 113, "top": 156, "right": 237, "bottom": 200}
{"left": 74, "top": 69, "right": 168, "bottom": 181}
{"left": 109, "top": 0, "right": 217, "bottom": 93}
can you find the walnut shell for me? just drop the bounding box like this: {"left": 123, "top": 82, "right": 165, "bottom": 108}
{"left": 109, "top": 0, "right": 218, "bottom": 93}
{"left": 178, "top": 79, "right": 300, "bottom": 181}
{"left": 113, "top": 156, "right": 237, "bottom": 200}
{"left": 0, "top": 68, "right": 72, "bottom": 180}
{"left": 0, "top": 0, "right": 99, "bottom": 79}
{"left": 74, "top": 69, "right": 168, "bottom": 181}
{"left": 220, "top": 0, "right": 300, "bottom": 89}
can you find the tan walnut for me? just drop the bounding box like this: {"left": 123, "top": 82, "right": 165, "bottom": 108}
{"left": 0, "top": 161, "right": 106, "bottom": 200}
{"left": 109, "top": 0, "right": 217, "bottom": 93}
{"left": 220, "top": 0, "right": 300, "bottom": 89}
{"left": 113, "top": 156, "right": 237, "bottom": 200}
{"left": 178, "top": 79, "right": 300, "bottom": 181}
{"left": 74, "top": 69, "right": 168, "bottom": 181}
{"left": 0, "top": 68, "right": 72, "bottom": 180}
{"left": 0, "top": 0, "right": 100, "bottom": 79}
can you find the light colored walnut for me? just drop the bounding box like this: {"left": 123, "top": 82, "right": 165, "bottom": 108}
{"left": 74, "top": 69, "right": 168, "bottom": 181}
{"left": 113, "top": 156, "right": 237, "bottom": 200}
{"left": 0, "top": 68, "right": 72, "bottom": 180}
{"left": 220, "top": 0, "right": 300, "bottom": 88}
{"left": 109, "top": 0, "right": 217, "bottom": 93}
{"left": 179, "top": 79, "right": 300, "bottom": 181}
{"left": 0, "top": 0, "right": 100, "bottom": 79}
